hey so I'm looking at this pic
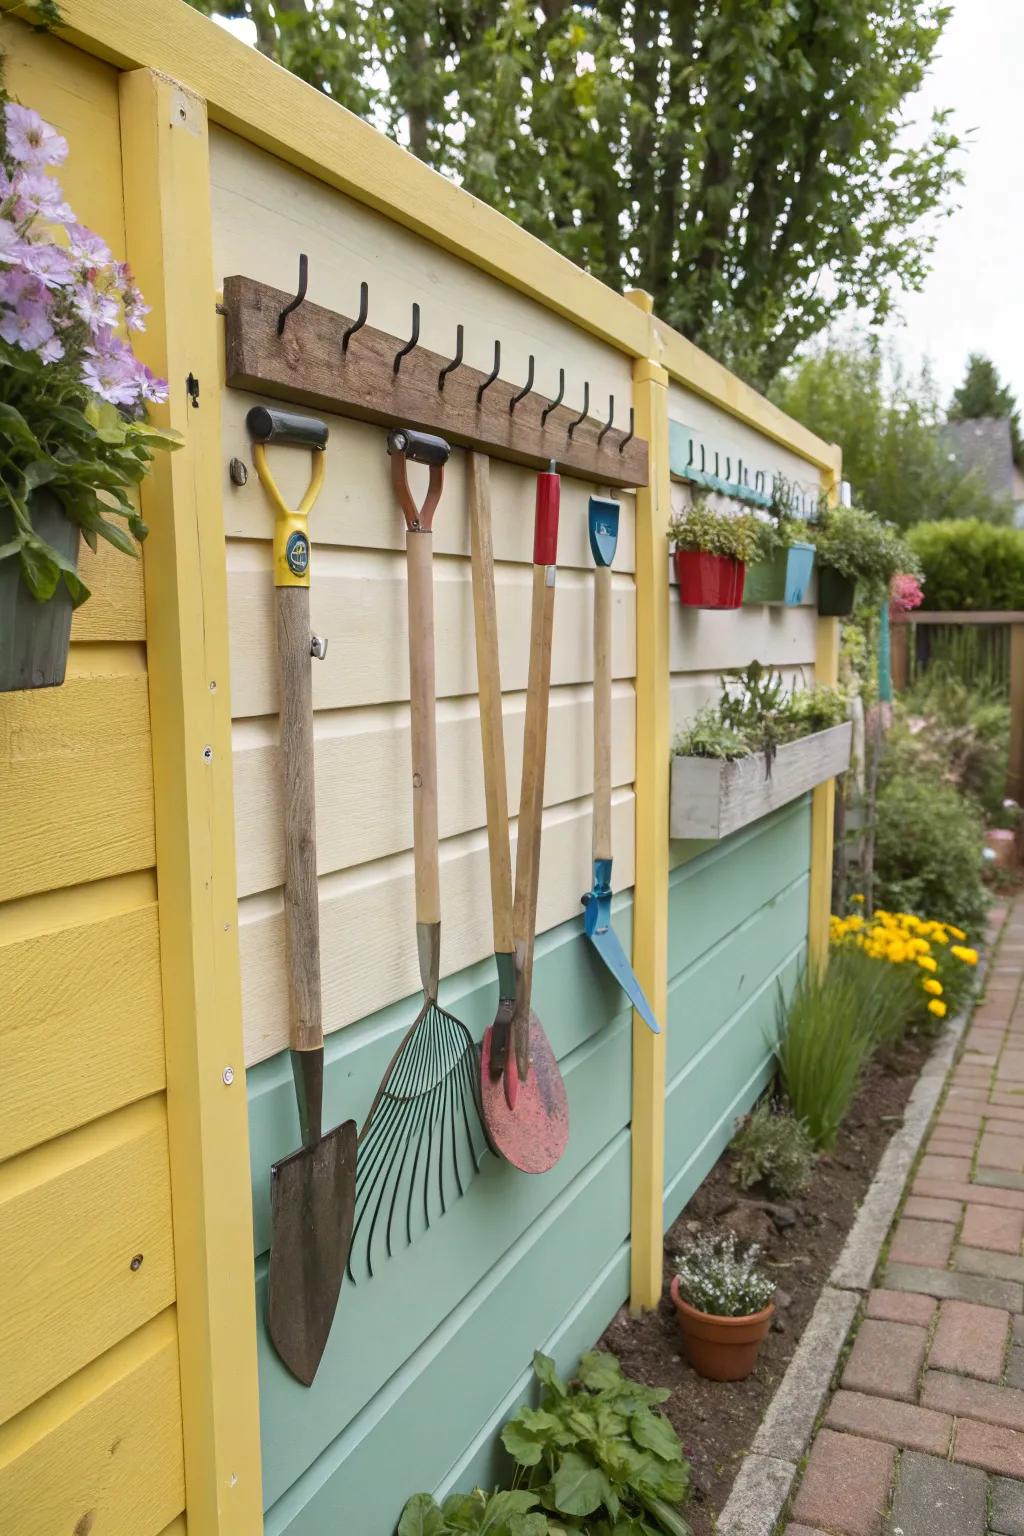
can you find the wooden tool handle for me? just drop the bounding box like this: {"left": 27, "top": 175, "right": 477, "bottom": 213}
{"left": 276, "top": 584, "right": 323, "bottom": 1053}
{"left": 406, "top": 529, "right": 441, "bottom": 925}
{"left": 514, "top": 563, "right": 556, "bottom": 1008}
{"left": 592, "top": 563, "right": 613, "bottom": 862}
{"left": 468, "top": 453, "right": 515, "bottom": 956}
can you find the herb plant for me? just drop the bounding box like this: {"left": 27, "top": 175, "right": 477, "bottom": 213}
{"left": 500, "top": 1350, "right": 692, "bottom": 1536}
{"left": 673, "top": 1232, "right": 775, "bottom": 1318}
{"left": 666, "top": 500, "right": 762, "bottom": 563}
{"left": 772, "top": 963, "right": 874, "bottom": 1150}
{"left": 0, "top": 91, "right": 179, "bottom": 604}
{"left": 398, "top": 1489, "right": 552, "bottom": 1535}
{"left": 673, "top": 662, "right": 848, "bottom": 762}
{"left": 810, "top": 504, "right": 920, "bottom": 596}
{"left": 730, "top": 1100, "right": 815, "bottom": 1199}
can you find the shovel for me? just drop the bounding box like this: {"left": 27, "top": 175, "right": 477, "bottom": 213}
{"left": 582, "top": 494, "right": 660, "bottom": 1035}
{"left": 248, "top": 405, "right": 358, "bottom": 1387}
{"left": 478, "top": 458, "right": 569, "bottom": 1173}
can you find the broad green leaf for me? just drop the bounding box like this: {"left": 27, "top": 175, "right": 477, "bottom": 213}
{"left": 0, "top": 402, "right": 41, "bottom": 453}
{"left": 533, "top": 1352, "right": 567, "bottom": 1400}
{"left": 92, "top": 517, "right": 140, "bottom": 558}
{"left": 630, "top": 1409, "right": 683, "bottom": 1463}
{"left": 22, "top": 460, "right": 58, "bottom": 493}
{"left": 577, "top": 1351, "right": 624, "bottom": 1393}
{"left": 19, "top": 540, "right": 60, "bottom": 602}
{"left": 397, "top": 1492, "right": 445, "bottom": 1536}
{"left": 501, "top": 1420, "right": 545, "bottom": 1468}
{"left": 0, "top": 535, "right": 24, "bottom": 563}
{"left": 551, "top": 1452, "right": 610, "bottom": 1518}
{"left": 637, "top": 1494, "right": 691, "bottom": 1536}
{"left": 440, "top": 1490, "right": 485, "bottom": 1529}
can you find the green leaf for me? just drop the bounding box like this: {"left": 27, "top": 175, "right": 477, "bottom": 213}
{"left": 0, "top": 402, "right": 42, "bottom": 453}
{"left": 397, "top": 1493, "right": 445, "bottom": 1536}
{"left": 22, "top": 460, "right": 58, "bottom": 494}
{"left": 440, "top": 1491, "right": 486, "bottom": 1529}
{"left": 19, "top": 539, "right": 60, "bottom": 602}
{"left": 501, "top": 1420, "right": 545, "bottom": 1468}
{"left": 0, "top": 535, "right": 24, "bottom": 564}
{"left": 91, "top": 517, "right": 140, "bottom": 558}
{"left": 533, "top": 1352, "right": 568, "bottom": 1400}
{"left": 636, "top": 1494, "right": 691, "bottom": 1536}
{"left": 577, "top": 1351, "right": 624, "bottom": 1393}
{"left": 629, "top": 1410, "right": 683, "bottom": 1464}
{"left": 551, "top": 1452, "right": 611, "bottom": 1518}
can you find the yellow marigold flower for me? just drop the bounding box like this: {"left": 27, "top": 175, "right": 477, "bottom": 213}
{"left": 889, "top": 943, "right": 908, "bottom": 963}
{"left": 928, "top": 999, "right": 948, "bottom": 1019}
{"left": 875, "top": 909, "right": 890, "bottom": 919}
{"left": 851, "top": 893, "right": 865, "bottom": 904}
{"left": 948, "top": 926, "right": 966, "bottom": 940}
{"left": 909, "top": 938, "right": 930, "bottom": 955}
{"left": 931, "top": 929, "right": 949, "bottom": 945}
{"left": 847, "top": 915, "right": 864, "bottom": 931}
{"left": 923, "top": 978, "right": 943, "bottom": 997}
{"left": 916, "top": 954, "right": 938, "bottom": 972}
{"left": 951, "top": 945, "right": 979, "bottom": 966}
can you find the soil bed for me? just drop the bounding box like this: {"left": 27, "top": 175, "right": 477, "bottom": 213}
{"left": 598, "top": 1033, "right": 932, "bottom": 1536}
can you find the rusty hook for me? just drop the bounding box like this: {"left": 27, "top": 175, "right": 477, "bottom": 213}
{"left": 277, "top": 252, "right": 308, "bottom": 337}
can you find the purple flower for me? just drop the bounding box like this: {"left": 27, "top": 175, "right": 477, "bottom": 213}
{"left": 38, "top": 333, "right": 64, "bottom": 363}
{"left": 65, "top": 223, "right": 111, "bottom": 268}
{"left": 124, "top": 293, "right": 150, "bottom": 333}
{"left": 4, "top": 104, "right": 68, "bottom": 169}
{"left": 0, "top": 217, "right": 24, "bottom": 260}
{"left": 0, "top": 295, "right": 55, "bottom": 351}
{"left": 81, "top": 350, "right": 140, "bottom": 407}
{"left": 0, "top": 267, "right": 43, "bottom": 304}
{"left": 19, "top": 240, "right": 74, "bottom": 290}
{"left": 72, "top": 281, "right": 119, "bottom": 331}
{"left": 135, "top": 361, "right": 168, "bottom": 403}
{"left": 13, "top": 170, "right": 74, "bottom": 225}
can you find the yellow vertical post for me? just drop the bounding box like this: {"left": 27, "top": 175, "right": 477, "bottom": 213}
{"left": 625, "top": 291, "right": 670, "bottom": 1312}
{"left": 808, "top": 456, "right": 843, "bottom": 971}
{"left": 119, "top": 70, "right": 263, "bottom": 1534}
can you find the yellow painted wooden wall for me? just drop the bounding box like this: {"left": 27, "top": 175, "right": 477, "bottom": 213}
{"left": 0, "top": 22, "right": 185, "bottom": 1536}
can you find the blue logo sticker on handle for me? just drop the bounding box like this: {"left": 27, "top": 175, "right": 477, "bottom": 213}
{"left": 286, "top": 531, "right": 310, "bottom": 577}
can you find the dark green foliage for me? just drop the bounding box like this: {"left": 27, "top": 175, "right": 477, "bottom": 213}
{"left": 873, "top": 771, "right": 988, "bottom": 935}
{"left": 398, "top": 1490, "right": 551, "bottom": 1535}
{"left": 907, "top": 520, "right": 1024, "bottom": 611}
{"left": 187, "top": 1, "right": 961, "bottom": 389}
{"left": 773, "top": 963, "right": 875, "bottom": 1150}
{"left": 730, "top": 1100, "right": 815, "bottom": 1199}
{"left": 889, "top": 671, "right": 1010, "bottom": 823}
{"left": 499, "top": 1351, "right": 691, "bottom": 1536}
{"left": 810, "top": 504, "right": 921, "bottom": 596}
{"left": 949, "top": 353, "right": 1024, "bottom": 467}
{"left": 770, "top": 338, "right": 1012, "bottom": 528}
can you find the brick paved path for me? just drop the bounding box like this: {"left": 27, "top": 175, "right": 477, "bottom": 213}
{"left": 784, "top": 899, "right": 1024, "bottom": 1536}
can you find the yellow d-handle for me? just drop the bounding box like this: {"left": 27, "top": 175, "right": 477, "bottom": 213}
{"left": 251, "top": 441, "right": 326, "bottom": 589}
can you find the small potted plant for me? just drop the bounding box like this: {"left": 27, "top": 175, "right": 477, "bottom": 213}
{"left": 809, "top": 504, "right": 918, "bottom": 618}
{"left": 669, "top": 1230, "right": 775, "bottom": 1381}
{"left": 667, "top": 500, "right": 762, "bottom": 610}
{"left": 743, "top": 476, "right": 816, "bottom": 607}
{"left": 0, "top": 96, "right": 179, "bottom": 691}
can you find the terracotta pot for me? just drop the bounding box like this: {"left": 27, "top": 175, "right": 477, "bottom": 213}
{"left": 669, "top": 1274, "right": 773, "bottom": 1382}
{"left": 673, "top": 548, "right": 746, "bottom": 610}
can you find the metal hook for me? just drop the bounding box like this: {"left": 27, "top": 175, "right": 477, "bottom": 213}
{"left": 725, "top": 456, "right": 732, "bottom": 481}
{"left": 597, "top": 395, "right": 615, "bottom": 446}
{"left": 687, "top": 439, "right": 694, "bottom": 468}
{"left": 618, "top": 407, "right": 635, "bottom": 455}
{"left": 277, "top": 252, "right": 308, "bottom": 337}
{"left": 567, "top": 382, "right": 590, "bottom": 440}
{"left": 438, "top": 324, "right": 464, "bottom": 392}
{"left": 476, "top": 340, "right": 501, "bottom": 406}
{"left": 700, "top": 444, "right": 706, "bottom": 472}
{"left": 393, "top": 303, "right": 420, "bottom": 375}
{"left": 755, "top": 470, "right": 765, "bottom": 494}
{"left": 714, "top": 451, "right": 720, "bottom": 477}
{"left": 541, "top": 368, "right": 565, "bottom": 427}
{"left": 341, "top": 281, "right": 368, "bottom": 354}
{"left": 509, "top": 355, "right": 535, "bottom": 413}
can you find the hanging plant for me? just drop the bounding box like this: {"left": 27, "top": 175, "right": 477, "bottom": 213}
{"left": 809, "top": 504, "right": 920, "bottom": 616}
{"left": 666, "top": 500, "right": 762, "bottom": 610}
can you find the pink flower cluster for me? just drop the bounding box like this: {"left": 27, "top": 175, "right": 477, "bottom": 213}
{"left": 890, "top": 572, "right": 924, "bottom": 615}
{"left": 0, "top": 103, "right": 166, "bottom": 408}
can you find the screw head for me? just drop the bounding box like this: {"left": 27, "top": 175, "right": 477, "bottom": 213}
{"left": 222, "top": 1065, "right": 235, "bottom": 1085}
{"left": 202, "top": 745, "right": 213, "bottom": 762}
{"left": 130, "top": 1253, "right": 144, "bottom": 1272}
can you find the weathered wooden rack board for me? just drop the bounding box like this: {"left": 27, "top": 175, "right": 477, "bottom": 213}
{"left": 670, "top": 720, "right": 852, "bottom": 840}
{"left": 222, "top": 276, "right": 648, "bottom": 489}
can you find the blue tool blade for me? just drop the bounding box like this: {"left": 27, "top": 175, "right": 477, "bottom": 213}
{"left": 582, "top": 861, "right": 660, "bottom": 1033}
{"left": 588, "top": 495, "right": 619, "bottom": 568}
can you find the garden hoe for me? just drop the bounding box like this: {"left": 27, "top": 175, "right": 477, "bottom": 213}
{"left": 248, "top": 405, "right": 357, "bottom": 1388}
{"left": 478, "top": 457, "right": 569, "bottom": 1173}
{"left": 582, "top": 495, "right": 660, "bottom": 1034}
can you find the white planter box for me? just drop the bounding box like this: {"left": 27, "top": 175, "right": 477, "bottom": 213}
{"left": 670, "top": 721, "right": 852, "bottom": 840}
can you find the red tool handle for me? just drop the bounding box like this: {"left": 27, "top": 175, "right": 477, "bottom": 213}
{"left": 533, "top": 470, "right": 560, "bottom": 565}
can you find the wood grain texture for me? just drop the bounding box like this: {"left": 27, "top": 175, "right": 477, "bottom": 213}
{"left": 406, "top": 531, "right": 441, "bottom": 927}
{"left": 276, "top": 584, "right": 323, "bottom": 1052}
{"left": 239, "top": 792, "right": 635, "bottom": 1064}
{"left": 592, "top": 564, "right": 613, "bottom": 861}
{"left": 227, "top": 546, "right": 636, "bottom": 718}
{"left": 70, "top": 536, "right": 147, "bottom": 642}
{"left": 0, "top": 880, "right": 163, "bottom": 1160}
{"left": 0, "top": 673, "right": 154, "bottom": 903}
{"left": 0, "top": 1096, "right": 174, "bottom": 1422}
{"left": 224, "top": 277, "right": 647, "bottom": 488}
{"left": 0, "top": 1309, "right": 184, "bottom": 1536}
{"left": 669, "top": 723, "right": 852, "bottom": 840}
{"left": 469, "top": 453, "right": 514, "bottom": 955}
{"left": 514, "top": 563, "right": 557, "bottom": 1012}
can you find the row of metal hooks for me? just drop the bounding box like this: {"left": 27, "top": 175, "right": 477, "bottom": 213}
{"left": 678, "top": 439, "right": 821, "bottom": 519}
{"left": 277, "top": 253, "right": 635, "bottom": 454}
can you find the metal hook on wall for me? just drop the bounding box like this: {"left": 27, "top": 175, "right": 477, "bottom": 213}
{"left": 541, "top": 368, "right": 565, "bottom": 427}
{"left": 700, "top": 444, "right": 706, "bottom": 472}
{"left": 393, "top": 303, "right": 420, "bottom": 375}
{"left": 597, "top": 395, "right": 615, "bottom": 446}
{"left": 618, "top": 407, "right": 635, "bottom": 455}
{"left": 341, "top": 281, "right": 369, "bottom": 354}
{"left": 277, "top": 252, "right": 308, "bottom": 337}
{"left": 438, "top": 324, "right": 464, "bottom": 392}
{"left": 567, "top": 383, "right": 590, "bottom": 440}
{"left": 509, "top": 355, "right": 535, "bottom": 413}
{"left": 687, "top": 439, "right": 695, "bottom": 468}
{"left": 477, "top": 340, "right": 501, "bottom": 406}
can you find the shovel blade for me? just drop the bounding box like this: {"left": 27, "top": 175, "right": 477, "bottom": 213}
{"left": 481, "top": 1014, "right": 569, "bottom": 1174}
{"left": 583, "top": 884, "right": 661, "bottom": 1034}
{"left": 588, "top": 495, "right": 620, "bottom": 568}
{"left": 267, "top": 1118, "right": 357, "bottom": 1386}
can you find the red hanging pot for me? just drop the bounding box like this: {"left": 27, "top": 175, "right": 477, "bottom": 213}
{"left": 673, "top": 548, "right": 746, "bottom": 610}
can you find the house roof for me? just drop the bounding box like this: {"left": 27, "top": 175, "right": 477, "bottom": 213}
{"left": 940, "top": 416, "right": 1015, "bottom": 500}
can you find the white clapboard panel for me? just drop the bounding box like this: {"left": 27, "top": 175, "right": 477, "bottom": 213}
{"left": 228, "top": 546, "right": 636, "bottom": 718}
{"left": 220, "top": 392, "right": 637, "bottom": 576}
{"left": 668, "top": 591, "right": 817, "bottom": 676}
{"left": 233, "top": 681, "right": 636, "bottom": 897}
{"left": 239, "top": 791, "right": 635, "bottom": 1063}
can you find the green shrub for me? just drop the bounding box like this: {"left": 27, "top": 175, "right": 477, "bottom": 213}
{"left": 773, "top": 963, "right": 874, "bottom": 1150}
{"left": 874, "top": 770, "right": 988, "bottom": 935}
{"left": 888, "top": 671, "right": 1010, "bottom": 823}
{"left": 730, "top": 1100, "right": 815, "bottom": 1198}
{"left": 673, "top": 1231, "right": 775, "bottom": 1318}
{"left": 908, "top": 519, "right": 1024, "bottom": 611}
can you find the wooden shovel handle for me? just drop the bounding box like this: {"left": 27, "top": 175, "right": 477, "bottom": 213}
{"left": 276, "top": 584, "right": 323, "bottom": 1053}
{"left": 406, "top": 529, "right": 441, "bottom": 925}
{"left": 468, "top": 453, "right": 515, "bottom": 957}
{"left": 514, "top": 562, "right": 556, "bottom": 1008}
{"left": 592, "top": 563, "right": 613, "bottom": 862}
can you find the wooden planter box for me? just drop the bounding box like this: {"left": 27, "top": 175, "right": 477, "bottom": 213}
{"left": 670, "top": 721, "right": 852, "bottom": 840}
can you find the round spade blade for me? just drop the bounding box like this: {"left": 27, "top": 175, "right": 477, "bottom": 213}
{"left": 480, "top": 1013, "right": 569, "bottom": 1174}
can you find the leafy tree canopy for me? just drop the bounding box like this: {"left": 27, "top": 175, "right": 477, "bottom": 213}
{"left": 949, "top": 352, "right": 1024, "bottom": 466}
{"left": 188, "top": 0, "right": 961, "bottom": 390}
{"left": 769, "top": 335, "right": 1012, "bottom": 528}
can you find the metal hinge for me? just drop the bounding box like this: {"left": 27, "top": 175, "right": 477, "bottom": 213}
{"left": 186, "top": 373, "right": 200, "bottom": 409}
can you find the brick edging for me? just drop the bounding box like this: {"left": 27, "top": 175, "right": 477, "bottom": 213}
{"left": 715, "top": 942, "right": 996, "bottom": 1536}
